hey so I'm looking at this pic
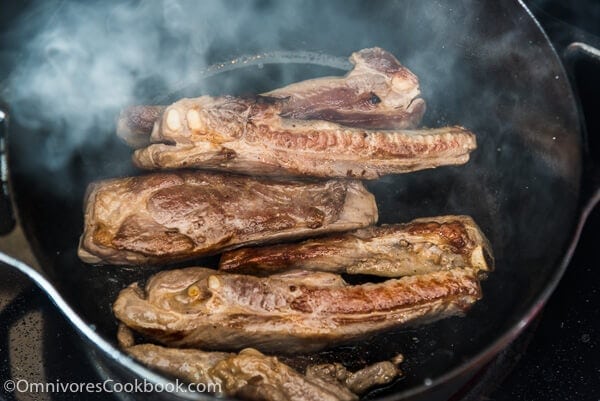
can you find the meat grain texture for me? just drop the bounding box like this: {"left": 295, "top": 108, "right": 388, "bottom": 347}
{"left": 219, "top": 215, "right": 494, "bottom": 276}
{"left": 134, "top": 95, "right": 475, "bottom": 178}
{"left": 78, "top": 171, "right": 377, "bottom": 265}
{"left": 113, "top": 267, "right": 481, "bottom": 353}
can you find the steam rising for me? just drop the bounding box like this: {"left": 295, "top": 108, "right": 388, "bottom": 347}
{"left": 2, "top": 0, "right": 517, "bottom": 172}
{"left": 3, "top": 1, "right": 219, "bottom": 169}
{"left": 3, "top": 1, "right": 479, "bottom": 154}
{"left": 2, "top": 0, "right": 346, "bottom": 171}
{"left": 1, "top": 0, "right": 579, "bottom": 232}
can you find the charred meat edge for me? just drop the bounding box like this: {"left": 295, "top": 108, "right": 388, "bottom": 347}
{"left": 219, "top": 215, "right": 494, "bottom": 277}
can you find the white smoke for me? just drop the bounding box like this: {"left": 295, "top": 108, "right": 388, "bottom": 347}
{"left": 2, "top": 0, "right": 344, "bottom": 171}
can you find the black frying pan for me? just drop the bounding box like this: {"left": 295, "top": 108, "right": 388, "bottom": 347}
{"left": 1, "top": 1, "right": 599, "bottom": 400}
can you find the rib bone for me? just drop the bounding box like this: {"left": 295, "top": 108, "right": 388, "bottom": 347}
{"left": 134, "top": 93, "right": 475, "bottom": 178}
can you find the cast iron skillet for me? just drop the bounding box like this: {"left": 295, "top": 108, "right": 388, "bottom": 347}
{"left": 1, "top": 1, "right": 599, "bottom": 400}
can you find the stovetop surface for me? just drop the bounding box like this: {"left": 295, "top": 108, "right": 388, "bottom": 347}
{"left": 488, "top": 208, "right": 599, "bottom": 401}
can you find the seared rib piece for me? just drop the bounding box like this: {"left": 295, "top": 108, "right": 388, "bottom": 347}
{"left": 117, "top": 47, "right": 425, "bottom": 146}
{"left": 113, "top": 268, "right": 481, "bottom": 353}
{"left": 125, "top": 344, "right": 401, "bottom": 401}
{"left": 127, "top": 345, "right": 355, "bottom": 401}
{"left": 262, "top": 47, "right": 425, "bottom": 129}
{"left": 134, "top": 92, "right": 475, "bottom": 178}
{"left": 78, "top": 172, "right": 376, "bottom": 265}
{"left": 219, "top": 215, "right": 493, "bottom": 277}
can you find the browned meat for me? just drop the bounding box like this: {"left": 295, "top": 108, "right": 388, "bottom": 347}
{"left": 78, "top": 171, "right": 377, "bottom": 265}
{"left": 117, "top": 48, "right": 425, "bottom": 145}
{"left": 262, "top": 47, "right": 425, "bottom": 129}
{"left": 125, "top": 344, "right": 401, "bottom": 401}
{"left": 219, "top": 215, "right": 493, "bottom": 277}
{"left": 113, "top": 267, "right": 481, "bottom": 353}
{"left": 133, "top": 91, "right": 475, "bottom": 178}
{"left": 305, "top": 359, "right": 402, "bottom": 395}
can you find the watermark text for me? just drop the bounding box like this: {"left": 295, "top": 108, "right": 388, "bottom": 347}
{"left": 4, "top": 378, "right": 220, "bottom": 394}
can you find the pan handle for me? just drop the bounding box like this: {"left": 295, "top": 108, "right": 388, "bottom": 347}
{"left": 0, "top": 105, "right": 16, "bottom": 235}
{"left": 0, "top": 251, "right": 93, "bottom": 337}
{"left": 0, "top": 251, "right": 201, "bottom": 399}
{"left": 564, "top": 42, "right": 600, "bottom": 203}
{"left": 528, "top": 0, "right": 600, "bottom": 215}
{"left": 563, "top": 42, "right": 600, "bottom": 214}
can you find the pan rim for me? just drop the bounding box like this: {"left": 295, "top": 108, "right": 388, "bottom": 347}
{"left": 2, "top": 0, "right": 587, "bottom": 399}
{"left": 375, "top": 0, "right": 586, "bottom": 398}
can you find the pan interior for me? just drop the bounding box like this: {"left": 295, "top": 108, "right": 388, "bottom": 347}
{"left": 6, "top": 0, "right": 581, "bottom": 398}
